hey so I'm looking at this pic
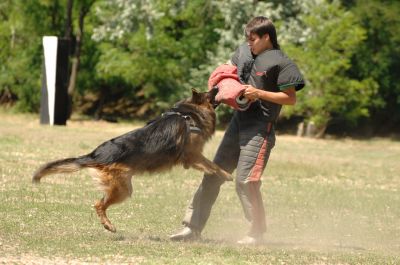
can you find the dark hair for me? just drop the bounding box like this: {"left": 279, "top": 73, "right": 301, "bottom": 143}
{"left": 245, "top": 16, "right": 280, "bottom": 49}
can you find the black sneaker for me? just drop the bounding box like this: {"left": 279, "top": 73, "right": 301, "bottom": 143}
{"left": 169, "top": 226, "right": 200, "bottom": 241}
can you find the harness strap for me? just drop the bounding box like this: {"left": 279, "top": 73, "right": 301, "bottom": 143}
{"left": 161, "top": 111, "right": 202, "bottom": 134}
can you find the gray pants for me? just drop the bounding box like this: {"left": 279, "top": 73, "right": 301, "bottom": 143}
{"left": 183, "top": 112, "right": 275, "bottom": 236}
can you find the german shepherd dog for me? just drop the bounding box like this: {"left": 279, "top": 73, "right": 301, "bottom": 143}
{"left": 33, "top": 88, "right": 231, "bottom": 233}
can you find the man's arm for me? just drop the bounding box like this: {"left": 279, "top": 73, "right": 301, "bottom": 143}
{"left": 243, "top": 85, "right": 296, "bottom": 105}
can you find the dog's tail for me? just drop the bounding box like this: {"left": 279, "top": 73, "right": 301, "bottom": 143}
{"left": 32, "top": 156, "right": 90, "bottom": 184}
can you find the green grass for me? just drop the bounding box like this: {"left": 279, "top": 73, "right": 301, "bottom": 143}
{"left": 0, "top": 112, "right": 399, "bottom": 264}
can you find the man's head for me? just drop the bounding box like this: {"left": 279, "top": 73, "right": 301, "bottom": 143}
{"left": 245, "top": 16, "right": 280, "bottom": 55}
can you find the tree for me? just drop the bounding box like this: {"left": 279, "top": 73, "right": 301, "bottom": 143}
{"left": 65, "top": 0, "right": 97, "bottom": 118}
{"left": 185, "top": 0, "right": 281, "bottom": 123}
{"left": 0, "top": 0, "right": 66, "bottom": 111}
{"left": 88, "top": 0, "right": 223, "bottom": 118}
{"left": 280, "top": 0, "right": 378, "bottom": 137}
{"left": 347, "top": 0, "right": 400, "bottom": 134}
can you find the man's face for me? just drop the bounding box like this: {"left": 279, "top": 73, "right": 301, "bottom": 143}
{"left": 247, "top": 33, "right": 270, "bottom": 55}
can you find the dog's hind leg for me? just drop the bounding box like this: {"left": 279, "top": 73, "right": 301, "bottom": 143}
{"left": 93, "top": 170, "right": 133, "bottom": 233}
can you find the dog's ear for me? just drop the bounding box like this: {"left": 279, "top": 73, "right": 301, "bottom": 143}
{"left": 191, "top": 88, "right": 199, "bottom": 96}
{"left": 191, "top": 88, "right": 202, "bottom": 104}
{"left": 207, "top": 86, "right": 220, "bottom": 109}
{"left": 208, "top": 86, "right": 218, "bottom": 101}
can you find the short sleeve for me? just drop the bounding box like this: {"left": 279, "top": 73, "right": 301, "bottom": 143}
{"left": 277, "top": 61, "right": 305, "bottom": 91}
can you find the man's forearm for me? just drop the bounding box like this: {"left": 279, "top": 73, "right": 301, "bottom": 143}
{"left": 255, "top": 89, "right": 296, "bottom": 105}
{"left": 243, "top": 85, "right": 297, "bottom": 105}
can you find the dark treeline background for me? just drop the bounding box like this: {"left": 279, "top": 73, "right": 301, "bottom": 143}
{"left": 0, "top": 0, "right": 399, "bottom": 138}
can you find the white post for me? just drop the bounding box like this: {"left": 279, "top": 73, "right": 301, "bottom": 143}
{"left": 42, "top": 36, "right": 58, "bottom": 125}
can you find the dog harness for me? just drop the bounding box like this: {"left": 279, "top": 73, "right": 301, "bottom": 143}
{"left": 161, "top": 111, "right": 202, "bottom": 134}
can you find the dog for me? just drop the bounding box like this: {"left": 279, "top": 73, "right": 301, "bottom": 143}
{"left": 32, "top": 88, "right": 232, "bottom": 233}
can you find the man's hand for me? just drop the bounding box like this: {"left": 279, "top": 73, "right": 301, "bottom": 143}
{"left": 242, "top": 85, "right": 297, "bottom": 105}
{"left": 243, "top": 85, "right": 260, "bottom": 101}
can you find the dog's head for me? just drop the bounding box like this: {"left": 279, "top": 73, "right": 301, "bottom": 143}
{"left": 190, "top": 88, "right": 219, "bottom": 109}
{"left": 173, "top": 88, "right": 218, "bottom": 118}
{"left": 171, "top": 88, "right": 217, "bottom": 137}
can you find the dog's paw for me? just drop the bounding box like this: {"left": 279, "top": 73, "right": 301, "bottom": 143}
{"left": 221, "top": 172, "right": 233, "bottom": 181}
{"left": 225, "top": 175, "right": 233, "bottom": 181}
{"left": 104, "top": 223, "right": 116, "bottom": 233}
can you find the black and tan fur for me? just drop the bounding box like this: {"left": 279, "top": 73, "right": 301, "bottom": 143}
{"left": 32, "top": 89, "right": 231, "bottom": 233}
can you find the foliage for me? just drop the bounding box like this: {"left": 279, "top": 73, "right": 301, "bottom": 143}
{"left": 0, "top": 0, "right": 399, "bottom": 136}
{"left": 185, "top": 0, "right": 282, "bottom": 123}
{"left": 90, "top": 0, "right": 223, "bottom": 116}
{"left": 280, "top": 0, "right": 378, "bottom": 136}
{"left": 0, "top": 0, "right": 65, "bottom": 111}
{"left": 347, "top": 0, "right": 400, "bottom": 133}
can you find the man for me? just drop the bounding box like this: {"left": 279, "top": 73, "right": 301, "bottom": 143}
{"left": 170, "top": 16, "right": 305, "bottom": 245}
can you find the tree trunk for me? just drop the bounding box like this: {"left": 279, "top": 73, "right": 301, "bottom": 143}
{"left": 305, "top": 121, "right": 316, "bottom": 137}
{"left": 315, "top": 124, "right": 328, "bottom": 139}
{"left": 296, "top": 122, "right": 305, "bottom": 137}
{"left": 67, "top": 6, "right": 83, "bottom": 96}
{"left": 64, "top": 0, "right": 73, "bottom": 40}
{"left": 94, "top": 86, "right": 108, "bottom": 120}
{"left": 66, "top": 1, "right": 95, "bottom": 117}
{"left": 300, "top": 121, "right": 328, "bottom": 138}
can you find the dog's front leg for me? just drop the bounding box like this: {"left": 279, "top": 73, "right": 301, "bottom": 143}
{"left": 190, "top": 155, "right": 233, "bottom": 181}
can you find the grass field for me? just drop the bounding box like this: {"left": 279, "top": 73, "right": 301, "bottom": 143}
{"left": 0, "top": 112, "right": 399, "bottom": 264}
